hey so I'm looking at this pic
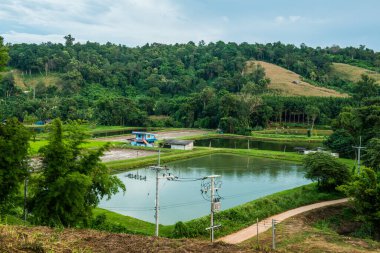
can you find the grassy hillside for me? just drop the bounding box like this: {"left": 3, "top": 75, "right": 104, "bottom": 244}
{"left": 245, "top": 61, "right": 349, "bottom": 97}
{"left": 330, "top": 62, "right": 380, "bottom": 84}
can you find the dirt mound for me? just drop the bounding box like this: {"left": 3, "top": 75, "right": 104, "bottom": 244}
{"left": 0, "top": 225, "right": 253, "bottom": 253}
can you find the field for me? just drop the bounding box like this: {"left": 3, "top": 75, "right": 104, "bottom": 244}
{"left": 330, "top": 63, "right": 380, "bottom": 84}
{"left": 244, "top": 61, "right": 349, "bottom": 97}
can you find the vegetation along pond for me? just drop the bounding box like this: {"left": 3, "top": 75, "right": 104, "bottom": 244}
{"left": 194, "top": 138, "right": 320, "bottom": 152}
{"left": 99, "top": 153, "right": 309, "bottom": 225}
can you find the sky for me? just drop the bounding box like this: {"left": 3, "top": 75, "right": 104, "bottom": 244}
{"left": 0, "top": 0, "right": 379, "bottom": 51}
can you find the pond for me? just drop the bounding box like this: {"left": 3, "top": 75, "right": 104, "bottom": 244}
{"left": 194, "top": 138, "right": 320, "bottom": 152}
{"left": 98, "top": 153, "right": 309, "bottom": 225}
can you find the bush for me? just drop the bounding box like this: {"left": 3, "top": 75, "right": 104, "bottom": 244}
{"left": 303, "top": 152, "right": 351, "bottom": 191}
{"left": 172, "top": 221, "right": 190, "bottom": 238}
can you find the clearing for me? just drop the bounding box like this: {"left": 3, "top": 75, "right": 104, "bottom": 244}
{"left": 95, "top": 129, "right": 210, "bottom": 142}
{"left": 244, "top": 61, "right": 349, "bottom": 97}
{"left": 330, "top": 62, "right": 380, "bottom": 84}
{"left": 7, "top": 69, "right": 61, "bottom": 89}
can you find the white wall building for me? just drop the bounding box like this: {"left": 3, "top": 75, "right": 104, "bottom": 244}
{"left": 163, "top": 139, "right": 194, "bottom": 150}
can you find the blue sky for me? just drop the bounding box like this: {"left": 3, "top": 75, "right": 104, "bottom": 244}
{"left": 0, "top": 0, "right": 379, "bottom": 50}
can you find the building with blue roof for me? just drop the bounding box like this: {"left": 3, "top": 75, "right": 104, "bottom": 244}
{"left": 130, "top": 131, "right": 157, "bottom": 147}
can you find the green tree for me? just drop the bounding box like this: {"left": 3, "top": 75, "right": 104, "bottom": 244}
{"left": 363, "top": 138, "right": 380, "bottom": 171}
{"left": 64, "top": 34, "right": 75, "bottom": 47}
{"left": 324, "top": 129, "right": 355, "bottom": 158}
{"left": 31, "top": 119, "right": 125, "bottom": 227}
{"left": 305, "top": 105, "right": 320, "bottom": 131}
{"left": 0, "top": 36, "right": 10, "bottom": 71}
{"left": 338, "top": 168, "right": 380, "bottom": 238}
{"left": 0, "top": 118, "right": 30, "bottom": 218}
{"left": 353, "top": 74, "right": 379, "bottom": 101}
{"left": 303, "top": 152, "right": 350, "bottom": 191}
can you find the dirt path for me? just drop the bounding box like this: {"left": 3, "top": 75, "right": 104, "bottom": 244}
{"left": 218, "top": 198, "right": 349, "bottom": 244}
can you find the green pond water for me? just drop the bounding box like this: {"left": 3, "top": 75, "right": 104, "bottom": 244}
{"left": 194, "top": 138, "right": 320, "bottom": 152}
{"left": 99, "top": 153, "right": 309, "bottom": 225}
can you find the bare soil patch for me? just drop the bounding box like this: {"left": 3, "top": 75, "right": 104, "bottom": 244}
{"left": 101, "top": 149, "right": 157, "bottom": 162}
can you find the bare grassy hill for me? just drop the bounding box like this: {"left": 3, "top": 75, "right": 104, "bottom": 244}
{"left": 244, "top": 61, "right": 349, "bottom": 97}
{"left": 331, "top": 63, "right": 380, "bottom": 84}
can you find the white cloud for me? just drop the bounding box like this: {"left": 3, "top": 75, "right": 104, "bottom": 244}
{"left": 2, "top": 31, "right": 65, "bottom": 44}
{"left": 275, "top": 15, "right": 302, "bottom": 24}
{"left": 0, "top": 0, "right": 225, "bottom": 45}
{"left": 289, "top": 16, "right": 301, "bottom": 23}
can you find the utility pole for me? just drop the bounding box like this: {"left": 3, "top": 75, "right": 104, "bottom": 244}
{"left": 272, "top": 219, "right": 277, "bottom": 250}
{"left": 204, "top": 175, "right": 221, "bottom": 242}
{"left": 150, "top": 149, "right": 170, "bottom": 237}
{"left": 353, "top": 136, "right": 366, "bottom": 174}
{"left": 23, "top": 176, "right": 28, "bottom": 223}
{"left": 256, "top": 217, "right": 259, "bottom": 246}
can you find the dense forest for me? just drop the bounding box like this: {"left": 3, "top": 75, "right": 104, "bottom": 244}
{"left": 1, "top": 35, "right": 380, "bottom": 133}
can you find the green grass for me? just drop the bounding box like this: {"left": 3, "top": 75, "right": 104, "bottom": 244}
{"left": 29, "top": 140, "right": 116, "bottom": 156}
{"left": 1, "top": 215, "right": 29, "bottom": 226}
{"left": 92, "top": 208, "right": 174, "bottom": 236}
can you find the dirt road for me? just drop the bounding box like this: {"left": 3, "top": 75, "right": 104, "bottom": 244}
{"left": 218, "top": 198, "right": 349, "bottom": 244}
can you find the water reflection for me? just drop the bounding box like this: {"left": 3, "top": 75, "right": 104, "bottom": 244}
{"left": 99, "top": 154, "right": 309, "bottom": 225}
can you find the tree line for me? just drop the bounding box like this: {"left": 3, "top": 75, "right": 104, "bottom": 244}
{"left": 3, "top": 36, "right": 379, "bottom": 132}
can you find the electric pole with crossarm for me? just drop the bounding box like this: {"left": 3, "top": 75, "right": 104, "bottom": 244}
{"left": 353, "top": 136, "right": 366, "bottom": 174}
{"left": 202, "top": 175, "right": 222, "bottom": 242}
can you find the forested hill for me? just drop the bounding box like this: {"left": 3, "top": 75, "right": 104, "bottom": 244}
{"left": 1, "top": 38, "right": 379, "bottom": 132}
